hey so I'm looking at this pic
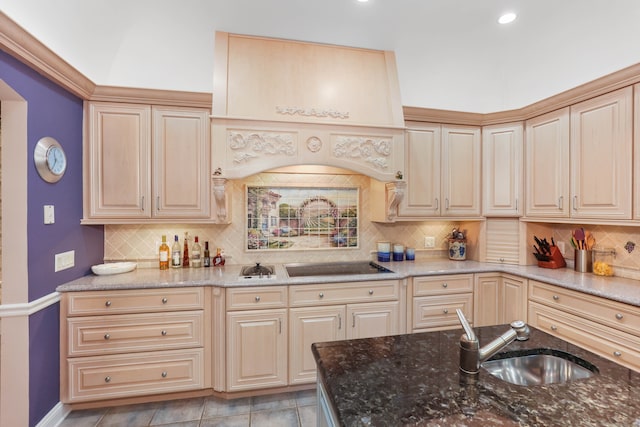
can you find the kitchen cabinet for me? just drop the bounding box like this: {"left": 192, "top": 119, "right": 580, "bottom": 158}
{"left": 482, "top": 123, "right": 523, "bottom": 216}
{"left": 528, "top": 280, "right": 640, "bottom": 371}
{"left": 83, "top": 102, "right": 211, "bottom": 223}
{"left": 473, "top": 273, "right": 527, "bottom": 327}
{"left": 410, "top": 274, "right": 473, "bottom": 332}
{"left": 60, "top": 287, "right": 209, "bottom": 403}
{"left": 289, "top": 280, "right": 400, "bottom": 384}
{"left": 397, "top": 124, "right": 481, "bottom": 219}
{"left": 225, "top": 286, "right": 288, "bottom": 391}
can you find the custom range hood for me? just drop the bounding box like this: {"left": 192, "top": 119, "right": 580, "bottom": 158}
{"left": 211, "top": 32, "right": 406, "bottom": 182}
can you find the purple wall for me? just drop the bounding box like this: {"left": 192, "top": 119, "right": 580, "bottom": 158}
{"left": 1, "top": 50, "right": 104, "bottom": 426}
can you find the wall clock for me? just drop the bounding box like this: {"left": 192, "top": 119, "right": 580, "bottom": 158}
{"left": 34, "top": 136, "right": 67, "bottom": 183}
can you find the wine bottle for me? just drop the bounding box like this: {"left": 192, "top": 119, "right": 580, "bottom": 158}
{"left": 191, "top": 236, "right": 202, "bottom": 268}
{"left": 159, "top": 235, "right": 170, "bottom": 270}
{"left": 171, "top": 235, "right": 182, "bottom": 268}
{"left": 182, "top": 233, "right": 190, "bottom": 267}
{"left": 203, "top": 242, "right": 211, "bottom": 267}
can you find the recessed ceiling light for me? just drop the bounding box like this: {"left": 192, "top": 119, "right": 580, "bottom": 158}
{"left": 357, "top": 0, "right": 369, "bottom": 2}
{"left": 498, "top": 12, "right": 517, "bottom": 24}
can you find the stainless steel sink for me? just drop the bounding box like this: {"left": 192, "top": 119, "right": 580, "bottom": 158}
{"left": 284, "top": 261, "right": 393, "bottom": 277}
{"left": 481, "top": 349, "right": 598, "bottom": 386}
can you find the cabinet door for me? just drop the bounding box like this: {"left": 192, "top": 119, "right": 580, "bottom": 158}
{"left": 289, "top": 306, "right": 346, "bottom": 385}
{"left": 442, "top": 125, "right": 481, "bottom": 216}
{"left": 524, "top": 108, "right": 570, "bottom": 218}
{"left": 501, "top": 275, "right": 528, "bottom": 324}
{"left": 399, "top": 126, "right": 441, "bottom": 217}
{"left": 346, "top": 301, "right": 399, "bottom": 339}
{"left": 570, "top": 87, "right": 632, "bottom": 220}
{"left": 86, "top": 102, "right": 151, "bottom": 218}
{"left": 153, "top": 107, "right": 210, "bottom": 218}
{"left": 473, "top": 274, "right": 500, "bottom": 327}
{"left": 482, "top": 123, "right": 523, "bottom": 216}
{"left": 226, "top": 309, "right": 287, "bottom": 391}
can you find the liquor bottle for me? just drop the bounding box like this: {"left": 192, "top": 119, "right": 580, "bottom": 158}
{"left": 159, "top": 235, "right": 170, "bottom": 270}
{"left": 213, "top": 248, "right": 225, "bottom": 267}
{"left": 191, "top": 236, "right": 202, "bottom": 268}
{"left": 203, "top": 242, "right": 211, "bottom": 267}
{"left": 182, "top": 232, "right": 190, "bottom": 267}
{"left": 171, "top": 235, "right": 182, "bottom": 268}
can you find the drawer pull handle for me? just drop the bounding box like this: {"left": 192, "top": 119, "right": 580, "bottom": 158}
{"left": 104, "top": 334, "right": 110, "bottom": 340}
{"left": 442, "top": 283, "right": 448, "bottom": 288}
{"left": 105, "top": 376, "right": 111, "bottom": 383}
{"left": 615, "top": 313, "right": 623, "bottom": 320}
{"left": 550, "top": 325, "right": 558, "bottom": 331}
{"left": 368, "top": 289, "right": 374, "bottom": 295}
{"left": 338, "top": 314, "right": 342, "bottom": 330}
{"left": 162, "top": 297, "right": 168, "bottom": 304}
{"left": 552, "top": 295, "right": 559, "bottom": 301}
{"left": 105, "top": 301, "right": 112, "bottom": 307}
{"left": 319, "top": 292, "right": 324, "bottom": 298}
{"left": 613, "top": 351, "right": 622, "bottom": 357}
{"left": 161, "top": 371, "right": 168, "bottom": 378}
{"left": 443, "top": 309, "right": 449, "bottom": 314}
{"left": 161, "top": 330, "right": 167, "bottom": 336}
{"left": 255, "top": 296, "right": 261, "bottom": 302}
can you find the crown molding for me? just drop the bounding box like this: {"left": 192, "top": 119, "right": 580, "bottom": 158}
{"left": 90, "top": 86, "right": 212, "bottom": 109}
{"left": 0, "top": 12, "right": 95, "bottom": 99}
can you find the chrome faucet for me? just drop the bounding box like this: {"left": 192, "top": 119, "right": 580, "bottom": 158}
{"left": 455, "top": 309, "right": 530, "bottom": 375}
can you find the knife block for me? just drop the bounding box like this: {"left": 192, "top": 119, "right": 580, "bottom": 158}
{"left": 537, "top": 246, "right": 566, "bottom": 269}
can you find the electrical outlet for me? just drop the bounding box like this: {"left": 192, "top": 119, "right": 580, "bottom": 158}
{"left": 55, "top": 250, "right": 75, "bottom": 272}
{"left": 557, "top": 241, "right": 566, "bottom": 256}
{"left": 424, "top": 236, "right": 436, "bottom": 248}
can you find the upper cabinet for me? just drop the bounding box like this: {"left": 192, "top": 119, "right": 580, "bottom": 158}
{"left": 482, "top": 123, "right": 523, "bottom": 216}
{"left": 210, "top": 32, "right": 405, "bottom": 182}
{"left": 525, "top": 87, "right": 633, "bottom": 222}
{"left": 391, "top": 123, "right": 481, "bottom": 220}
{"left": 83, "top": 102, "right": 212, "bottom": 223}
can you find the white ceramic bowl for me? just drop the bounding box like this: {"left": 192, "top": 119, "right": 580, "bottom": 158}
{"left": 91, "top": 262, "right": 137, "bottom": 276}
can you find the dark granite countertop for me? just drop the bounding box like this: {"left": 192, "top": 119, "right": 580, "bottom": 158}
{"left": 312, "top": 326, "right": 640, "bottom": 426}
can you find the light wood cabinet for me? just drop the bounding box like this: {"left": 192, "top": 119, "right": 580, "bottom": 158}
{"left": 473, "top": 273, "right": 527, "bottom": 327}
{"left": 410, "top": 274, "right": 474, "bottom": 332}
{"left": 398, "top": 124, "right": 481, "bottom": 219}
{"left": 83, "top": 102, "right": 211, "bottom": 223}
{"left": 528, "top": 280, "right": 640, "bottom": 372}
{"left": 482, "top": 123, "right": 523, "bottom": 216}
{"left": 347, "top": 301, "right": 399, "bottom": 339}
{"left": 60, "top": 287, "right": 209, "bottom": 403}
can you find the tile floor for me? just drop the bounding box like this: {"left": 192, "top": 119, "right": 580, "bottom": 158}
{"left": 59, "top": 390, "right": 317, "bottom": 427}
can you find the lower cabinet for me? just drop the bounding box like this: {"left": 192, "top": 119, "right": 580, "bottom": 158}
{"left": 473, "top": 273, "right": 528, "bottom": 327}
{"left": 410, "top": 274, "right": 474, "bottom": 332}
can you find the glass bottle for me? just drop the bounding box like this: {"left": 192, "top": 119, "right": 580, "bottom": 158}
{"left": 182, "top": 232, "right": 190, "bottom": 267}
{"left": 171, "top": 235, "right": 182, "bottom": 268}
{"left": 191, "top": 236, "right": 202, "bottom": 268}
{"left": 159, "top": 235, "right": 170, "bottom": 270}
{"left": 213, "top": 247, "right": 225, "bottom": 267}
{"left": 203, "top": 242, "right": 211, "bottom": 267}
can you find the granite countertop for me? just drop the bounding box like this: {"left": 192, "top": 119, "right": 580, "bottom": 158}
{"left": 312, "top": 325, "right": 640, "bottom": 426}
{"left": 55, "top": 260, "right": 640, "bottom": 307}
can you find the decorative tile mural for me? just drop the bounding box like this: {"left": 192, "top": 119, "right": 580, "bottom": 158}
{"left": 246, "top": 186, "right": 359, "bottom": 251}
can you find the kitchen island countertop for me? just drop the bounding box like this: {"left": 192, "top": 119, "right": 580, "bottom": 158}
{"left": 312, "top": 325, "right": 640, "bottom": 426}
{"left": 56, "top": 260, "right": 640, "bottom": 307}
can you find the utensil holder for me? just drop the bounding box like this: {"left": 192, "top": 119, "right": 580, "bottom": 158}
{"left": 537, "top": 246, "right": 566, "bottom": 269}
{"left": 574, "top": 249, "right": 593, "bottom": 273}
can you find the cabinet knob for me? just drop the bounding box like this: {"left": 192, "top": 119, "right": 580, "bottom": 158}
{"left": 319, "top": 292, "right": 324, "bottom": 298}
{"left": 442, "top": 283, "right": 448, "bottom": 288}
{"left": 613, "top": 351, "right": 622, "bottom": 357}
{"left": 443, "top": 309, "right": 449, "bottom": 314}
{"left": 161, "top": 371, "right": 168, "bottom": 378}
{"left": 161, "top": 330, "right": 167, "bottom": 336}
{"left": 104, "top": 376, "right": 111, "bottom": 383}
{"left": 368, "top": 289, "right": 374, "bottom": 295}
{"left": 105, "top": 301, "right": 112, "bottom": 307}
{"left": 615, "top": 313, "right": 623, "bottom": 320}
{"left": 552, "top": 295, "right": 559, "bottom": 301}
{"left": 162, "top": 297, "right": 168, "bottom": 304}
{"left": 499, "top": 258, "right": 505, "bottom": 262}
{"left": 104, "top": 333, "right": 110, "bottom": 340}
{"left": 255, "top": 296, "right": 261, "bottom": 302}
{"left": 550, "top": 325, "right": 558, "bottom": 331}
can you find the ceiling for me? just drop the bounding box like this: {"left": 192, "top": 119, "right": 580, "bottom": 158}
{"left": 3, "top": 0, "right": 640, "bottom": 113}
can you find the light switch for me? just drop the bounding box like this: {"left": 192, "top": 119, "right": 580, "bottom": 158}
{"left": 44, "top": 205, "right": 55, "bottom": 224}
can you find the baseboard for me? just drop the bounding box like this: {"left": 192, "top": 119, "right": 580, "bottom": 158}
{"left": 35, "top": 402, "right": 69, "bottom": 427}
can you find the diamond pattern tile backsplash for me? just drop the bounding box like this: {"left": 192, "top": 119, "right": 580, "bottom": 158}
{"left": 105, "top": 172, "right": 458, "bottom": 267}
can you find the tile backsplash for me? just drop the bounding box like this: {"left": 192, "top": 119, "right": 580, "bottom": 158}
{"left": 105, "top": 172, "right": 459, "bottom": 267}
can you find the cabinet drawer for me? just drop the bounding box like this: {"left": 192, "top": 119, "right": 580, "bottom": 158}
{"left": 289, "top": 280, "right": 399, "bottom": 307}
{"left": 529, "top": 302, "right": 640, "bottom": 372}
{"left": 226, "top": 286, "right": 287, "bottom": 310}
{"left": 528, "top": 280, "right": 640, "bottom": 337}
{"left": 67, "top": 311, "right": 203, "bottom": 357}
{"left": 413, "top": 274, "right": 473, "bottom": 296}
{"left": 65, "top": 349, "right": 204, "bottom": 403}
{"left": 413, "top": 293, "right": 473, "bottom": 331}
{"left": 65, "top": 287, "right": 205, "bottom": 316}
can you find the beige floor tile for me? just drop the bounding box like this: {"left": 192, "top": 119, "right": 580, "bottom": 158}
{"left": 251, "top": 393, "right": 296, "bottom": 412}
{"left": 150, "top": 397, "right": 204, "bottom": 425}
{"left": 200, "top": 413, "right": 251, "bottom": 427}
{"left": 250, "top": 408, "right": 299, "bottom": 427}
